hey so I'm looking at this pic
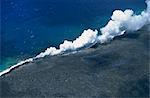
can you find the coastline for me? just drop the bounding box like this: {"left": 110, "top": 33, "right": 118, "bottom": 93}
{"left": 1, "top": 0, "right": 149, "bottom": 77}
{"left": 1, "top": 24, "right": 149, "bottom": 77}
{"left": 0, "top": 26, "right": 149, "bottom": 97}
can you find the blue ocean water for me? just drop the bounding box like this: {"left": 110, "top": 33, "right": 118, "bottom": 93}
{"left": 1, "top": 0, "right": 146, "bottom": 71}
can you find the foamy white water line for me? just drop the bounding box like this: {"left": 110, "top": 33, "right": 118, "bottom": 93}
{"left": 0, "top": 0, "right": 150, "bottom": 76}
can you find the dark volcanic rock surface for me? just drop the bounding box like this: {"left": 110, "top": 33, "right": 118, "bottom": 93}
{"left": 0, "top": 27, "right": 150, "bottom": 98}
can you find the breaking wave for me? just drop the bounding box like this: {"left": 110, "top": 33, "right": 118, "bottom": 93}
{"left": 0, "top": 0, "right": 150, "bottom": 76}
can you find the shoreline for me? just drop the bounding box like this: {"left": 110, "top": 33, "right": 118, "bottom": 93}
{"left": 0, "top": 24, "right": 149, "bottom": 77}
{"left": 0, "top": 28, "right": 149, "bottom": 97}
{"left": 1, "top": 0, "right": 149, "bottom": 77}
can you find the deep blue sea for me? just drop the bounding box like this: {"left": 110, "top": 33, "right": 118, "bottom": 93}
{"left": 1, "top": 0, "right": 146, "bottom": 71}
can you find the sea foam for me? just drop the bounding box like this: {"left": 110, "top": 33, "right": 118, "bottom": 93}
{"left": 0, "top": 0, "right": 150, "bottom": 76}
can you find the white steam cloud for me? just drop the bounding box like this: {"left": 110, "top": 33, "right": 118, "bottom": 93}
{"left": 0, "top": 0, "right": 150, "bottom": 76}
{"left": 98, "top": 0, "right": 150, "bottom": 43}
{"left": 35, "top": 29, "right": 98, "bottom": 58}
{"left": 36, "top": 0, "right": 150, "bottom": 58}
